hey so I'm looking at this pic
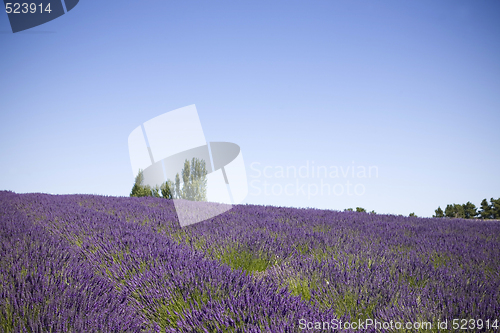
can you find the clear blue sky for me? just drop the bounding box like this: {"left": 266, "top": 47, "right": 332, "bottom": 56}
{"left": 1, "top": 0, "right": 499, "bottom": 217}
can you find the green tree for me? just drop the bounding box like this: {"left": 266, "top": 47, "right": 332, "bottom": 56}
{"left": 130, "top": 169, "right": 153, "bottom": 197}
{"left": 491, "top": 198, "right": 500, "bottom": 219}
{"left": 454, "top": 204, "right": 465, "bottom": 218}
{"left": 409, "top": 212, "right": 417, "bottom": 217}
{"left": 479, "top": 198, "right": 493, "bottom": 219}
{"left": 151, "top": 184, "right": 161, "bottom": 198}
{"left": 444, "top": 204, "right": 454, "bottom": 218}
{"left": 181, "top": 159, "right": 192, "bottom": 199}
{"left": 433, "top": 206, "right": 444, "bottom": 218}
{"left": 161, "top": 180, "right": 174, "bottom": 199}
{"left": 130, "top": 168, "right": 144, "bottom": 197}
{"left": 130, "top": 159, "right": 207, "bottom": 201}
{"left": 344, "top": 208, "right": 353, "bottom": 212}
{"left": 173, "top": 158, "right": 208, "bottom": 201}
{"left": 462, "top": 201, "right": 477, "bottom": 219}
{"left": 355, "top": 207, "right": 366, "bottom": 213}
{"left": 445, "top": 204, "right": 465, "bottom": 218}
{"left": 175, "top": 173, "right": 181, "bottom": 199}
{"left": 189, "top": 157, "right": 207, "bottom": 201}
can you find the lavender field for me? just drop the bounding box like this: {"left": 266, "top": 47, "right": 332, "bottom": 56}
{"left": 1, "top": 191, "right": 499, "bottom": 332}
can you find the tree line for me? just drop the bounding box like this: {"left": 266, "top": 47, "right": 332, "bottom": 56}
{"left": 344, "top": 207, "right": 417, "bottom": 217}
{"left": 344, "top": 207, "right": 375, "bottom": 214}
{"left": 130, "top": 158, "right": 207, "bottom": 201}
{"left": 433, "top": 198, "right": 500, "bottom": 219}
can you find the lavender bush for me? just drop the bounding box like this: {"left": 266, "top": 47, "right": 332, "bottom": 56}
{"left": 1, "top": 190, "right": 499, "bottom": 332}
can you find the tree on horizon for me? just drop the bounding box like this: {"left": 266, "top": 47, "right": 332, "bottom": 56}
{"left": 130, "top": 169, "right": 152, "bottom": 197}
{"left": 434, "top": 198, "right": 498, "bottom": 219}
{"left": 434, "top": 206, "right": 444, "bottom": 218}
{"left": 130, "top": 158, "right": 207, "bottom": 201}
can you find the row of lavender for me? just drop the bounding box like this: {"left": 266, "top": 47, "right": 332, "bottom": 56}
{"left": 86, "top": 193, "right": 500, "bottom": 326}
{"left": 64, "top": 193, "right": 500, "bottom": 329}
{"left": 2, "top": 191, "right": 500, "bottom": 331}
{"left": 0, "top": 191, "right": 148, "bottom": 332}
{"left": 1, "top": 191, "right": 332, "bottom": 332}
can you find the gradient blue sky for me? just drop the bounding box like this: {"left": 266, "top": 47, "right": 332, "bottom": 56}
{"left": 1, "top": 0, "right": 499, "bottom": 217}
